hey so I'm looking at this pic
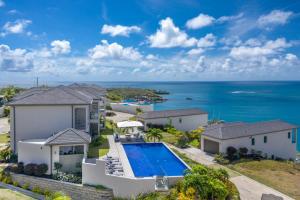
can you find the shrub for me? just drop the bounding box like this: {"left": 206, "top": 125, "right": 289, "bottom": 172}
{"left": 43, "top": 189, "right": 52, "bottom": 196}
{"left": 189, "top": 139, "right": 200, "bottom": 148}
{"left": 214, "top": 153, "right": 230, "bottom": 165}
{"left": 176, "top": 134, "right": 189, "bottom": 148}
{"left": 17, "top": 162, "right": 24, "bottom": 173}
{"left": 239, "top": 147, "right": 248, "bottom": 158}
{"left": 52, "top": 172, "right": 82, "bottom": 184}
{"left": 0, "top": 147, "right": 13, "bottom": 162}
{"left": 32, "top": 186, "right": 43, "bottom": 194}
{"left": 4, "top": 106, "right": 10, "bottom": 117}
{"left": 24, "top": 163, "right": 37, "bottom": 175}
{"left": 227, "top": 146, "right": 237, "bottom": 161}
{"left": 22, "top": 182, "right": 30, "bottom": 190}
{"left": 13, "top": 181, "right": 19, "bottom": 187}
{"left": 106, "top": 111, "right": 116, "bottom": 117}
{"left": 54, "top": 162, "right": 63, "bottom": 174}
{"left": 51, "top": 191, "right": 71, "bottom": 200}
{"left": 105, "top": 105, "right": 112, "bottom": 110}
{"left": 34, "top": 163, "right": 48, "bottom": 176}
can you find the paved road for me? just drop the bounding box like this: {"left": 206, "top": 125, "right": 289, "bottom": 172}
{"left": 0, "top": 117, "right": 9, "bottom": 134}
{"left": 170, "top": 145, "right": 294, "bottom": 200}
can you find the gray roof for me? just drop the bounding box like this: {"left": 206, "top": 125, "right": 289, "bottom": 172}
{"left": 138, "top": 108, "right": 207, "bottom": 119}
{"left": 202, "top": 120, "right": 298, "bottom": 140}
{"left": 8, "top": 83, "right": 106, "bottom": 106}
{"left": 45, "top": 128, "right": 91, "bottom": 145}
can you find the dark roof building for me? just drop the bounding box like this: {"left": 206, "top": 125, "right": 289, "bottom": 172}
{"left": 202, "top": 120, "right": 298, "bottom": 140}
{"left": 8, "top": 83, "right": 106, "bottom": 106}
{"left": 137, "top": 108, "right": 207, "bottom": 120}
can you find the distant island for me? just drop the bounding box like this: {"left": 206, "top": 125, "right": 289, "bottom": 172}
{"left": 106, "top": 88, "right": 168, "bottom": 103}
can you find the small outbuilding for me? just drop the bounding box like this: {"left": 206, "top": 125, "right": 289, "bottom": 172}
{"left": 137, "top": 108, "right": 208, "bottom": 131}
{"left": 18, "top": 128, "right": 91, "bottom": 174}
{"left": 201, "top": 120, "right": 298, "bottom": 160}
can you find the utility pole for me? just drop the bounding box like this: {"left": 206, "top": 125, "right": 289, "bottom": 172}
{"left": 36, "top": 77, "right": 39, "bottom": 87}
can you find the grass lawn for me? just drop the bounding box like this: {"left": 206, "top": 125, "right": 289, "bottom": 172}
{"left": 87, "top": 120, "right": 114, "bottom": 158}
{"left": 228, "top": 159, "right": 300, "bottom": 199}
{"left": 0, "top": 133, "right": 9, "bottom": 144}
{"left": 160, "top": 132, "right": 178, "bottom": 144}
{"left": 0, "top": 187, "right": 34, "bottom": 200}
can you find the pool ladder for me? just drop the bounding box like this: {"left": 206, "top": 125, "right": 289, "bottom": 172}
{"left": 154, "top": 176, "right": 169, "bottom": 191}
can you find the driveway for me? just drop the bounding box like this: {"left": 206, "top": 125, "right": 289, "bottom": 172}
{"left": 170, "top": 145, "right": 294, "bottom": 200}
{"left": 0, "top": 117, "right": 9, "bottom": 134}
{"left": 106, "top": 111, "right": 134, "bottom": 123}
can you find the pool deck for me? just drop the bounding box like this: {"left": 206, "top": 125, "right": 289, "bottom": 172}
{"left": 107, "top": 135, "right": 135, "bottom": 177}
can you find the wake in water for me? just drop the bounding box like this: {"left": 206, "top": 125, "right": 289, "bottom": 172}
{"left": 231, "top": 91, "right": 257, "bottom": 94}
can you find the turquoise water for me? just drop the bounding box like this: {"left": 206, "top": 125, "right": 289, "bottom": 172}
{"left": 123, "top": 143, "right": 188, "bottom": 177}
{"left": 95, "top": 81, "right": 300, "bottom": 151}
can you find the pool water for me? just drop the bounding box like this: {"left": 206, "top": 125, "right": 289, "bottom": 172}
{"left": 122, "top": 143, "right": 188, "bottom": 177}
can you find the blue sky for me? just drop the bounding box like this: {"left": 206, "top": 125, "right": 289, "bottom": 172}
{"left": 0, "top": 0, "right": 300, "bottom": 84}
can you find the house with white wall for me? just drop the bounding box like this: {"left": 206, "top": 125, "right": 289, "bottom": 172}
{"left": 137, "top": 108, "right": 208, "bottom": 131}
{"left": 8, "top": 84, "right": 106, "bottom": 174}
{"left": 201, "top": 120, "right": 298, "bottom": 160}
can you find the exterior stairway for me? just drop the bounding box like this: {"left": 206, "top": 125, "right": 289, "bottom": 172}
{"left": 154, "top": 176, "right": 169, "bottom": 191}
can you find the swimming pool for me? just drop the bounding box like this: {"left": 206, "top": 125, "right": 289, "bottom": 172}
{"left": 122, "top": 143, "right": 189, "bottom": 177}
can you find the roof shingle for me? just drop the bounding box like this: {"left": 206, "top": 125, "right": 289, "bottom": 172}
{"left": 202, "top": 120, "right": 298, "bottom": 140}
{"left": 138, "top": 108, "right": 207, "bottom": 119}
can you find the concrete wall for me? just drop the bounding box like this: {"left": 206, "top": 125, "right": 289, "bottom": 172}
{"left": 18, "top": 141, "right": 51, "bottom": 174}
{"left": 10, "top": 173, "right": 113, "bottom": 200}
{"left": 142, "top": 114, "right": 208, "bottom": 132}
{"left": 82, "top": 159, "right": 182, "bottom": 198}
{"left": 111, "top": 103, "right": 153, "bottom": 114}
{"left": 202, "top": 129, "right": 298, "bottom": 160}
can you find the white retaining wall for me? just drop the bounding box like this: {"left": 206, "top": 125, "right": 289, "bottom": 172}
{"left": 111, "top": 103, "right": 153, "bottom": 114}
{"left": 82, "top": 159, "right": 182, "bottom": 198}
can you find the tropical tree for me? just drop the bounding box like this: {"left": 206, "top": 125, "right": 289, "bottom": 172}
{"left": 146, "top": 128, "right": 163, "bottom": 142}
{"left": 180, "top": 165, "right": 229, "bottom": 200}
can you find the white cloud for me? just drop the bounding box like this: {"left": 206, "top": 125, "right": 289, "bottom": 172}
{"left": 0, "top": 0, "right": 4, "bottom": 7}
{"left": 0, "top": 44, "right": 33, "bottom": 72}
{"left": 197, "top": 33, "right": 216, "bottom": 48}
{"left": 101, "top": 24, "right": 141, "bottom": 37}
{"left": 148, "top": 17, "right": 197, "bottom": 48}
{"left": 187, "top": 48, "right": 204, "bottom": 56}
{"left": 51, "top": 40, "right": 71, "bottom": 55}
{"left": 186, "top": 14, "right": 215, "bottom": 29}
{"left": 217, "top": 13, "right": 243, "bottom": 23}
{"left": 230, "top": 38, "right": 291, "bottom": 59}
{"left": 285, "top": 53, "right": 297, "bottom": 61}
{"left": 89, "top": 40, "right": 142, "bottom": 60}
{"left": 258, "top": 10, "right": 293, "bottom": 27}
{"left": 1, "top": 19, "right": 31, "bottom": 36}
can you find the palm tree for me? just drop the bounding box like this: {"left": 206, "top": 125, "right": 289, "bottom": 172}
{"left": 3, "top": 86, "right": 16, "bottom": 102}
{"left": 146, "top": 128, "right": 163, "bottom": 142}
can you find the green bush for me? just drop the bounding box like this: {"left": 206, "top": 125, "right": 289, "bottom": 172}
{"left": 176, "top": 134, "right": 189, "bottom": 148}
{"left": 32, "top": 186, "right": 43, "bottom": 194}
{"left": 0, "top": 147, "right": 13, "bottom": 162}
{"left": 227, "top": 146, "right": 238, "bottom": 161}
{"left": 52, "top": 172, "right": 82, "bottom": 184}
{"left": 17, "top": 162, "right": 24, "bottom": 173}
{"left": 22, "top": 182, "right": 30, "bottom": 190}
{"left": 189, "top": 139, "right": 200, "bottom": 148}
{"left": 13, "top": 181, "right": 19, "bottom": 187}
{"left": 51, "top": 191, "right": 71, "bottom": 200}
{"left": 43, "top": 189, "right": 52, "bottom": 196}
{"left": 3, "top": 106, "right": 10, "bottom": 117}
{"left": 34, "top": 163, "right": 48, "bottom": 176}
{"left": 24, "top": 163, "right": 37, "bottom": 175}
{"left": 105, "top": 105, "right": 112, "bottom": 110}
{"left": 214, "top": 153, "right": 230, "bottom": 165}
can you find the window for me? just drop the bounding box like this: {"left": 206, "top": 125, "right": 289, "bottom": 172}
{"left": 251, "top": 138, "right": 255, "bottom": 145}
{"left": 179, "top": 118, "right": 182, "bottom": 123}
{"left": 264, "top": 136, "right": 267, "bottom": 143}
{"left": 75, "top": 107, "right": 86, "bottom": 130}
{"left": 59, "top": 145, "right": 84, "bottom": 155}
{"left": 288, "top": 132, "right": 291, "bottom": 139}
{"left": 292, "top": 129, "right": 296, "bottom": 144}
